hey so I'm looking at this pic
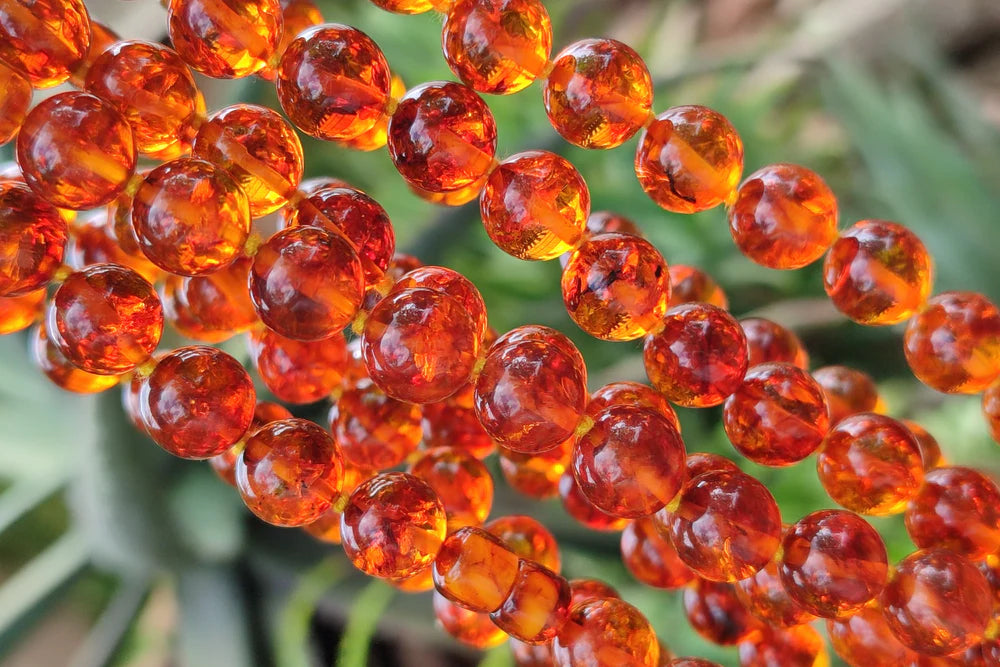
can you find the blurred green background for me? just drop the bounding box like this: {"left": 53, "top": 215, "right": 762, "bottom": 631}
{"left": 2, "top": 0, "right": 1000, "bottom": 665}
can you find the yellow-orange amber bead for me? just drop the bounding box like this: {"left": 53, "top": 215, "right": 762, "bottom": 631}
{"left": 683, "top": 578, "right": 760, "bottom": 646}
{"left": 827, "top": 603, "right": 915, "bottom": 667}
{"left": 250, "top": 328, "right": 347, "bottom": 404}
{"left": 391, "top": 266, "right": 488, "bottom": 343}
{"left": 423, "top": 398, "right": 495, "bottom": 460}
{"left": 237, "top": 418, "right": 345, "bottom": 526}
{"left": 0, "top": 0, "right": 90, "bottom": 88}
{"left": 277, "top": 24, "right": 392, "bottom": 141}
{"left": 558, "top": 471, "right": 629, "bottom": 532}
{"left": 729, "top": 163, "right": 838, "bottom": 269}
{"left": 301, "top": 461, "right": 373, "bottom": 543}
{"left": 329, "top": 382, "right": 422, "bottom": 470}
{"left": 544, "top": 39, "right": 652, "bottom": 150}
{"left": 0, "top": 289, "right": 43, "bottom": 335}
{"left": 433, "top": 591, "right": 508, "bottom": 649}
{"left": 588, "top": 381, "right": 680, "bottom": 431}
{"left": 984, "top": 383, "right": 1000, "bottom": 445}
{"left": 562, "top": 232, "right": 669, "bottom": 340}
{"left": 816, "top": 413, "right": 923, "bottom": 515}
{"left": 485, "top": 515, "right": 560, "bottom": 573}
{"left": 210, "top": 401, "right": 293, "bottom": 487}
{"left": 0, "top": 182, "right": 67, "bottom": 297}
{"left": 552, "top": 598, "right": 659, "bottom": 666}
{"left": 904, "top": 291, "right": 1000, "bottom": 394}
{"left": 668, "top": 265, "right": 728, "bottom": 309}
{"left": 47, "top": 264, "right": 163, "bottom": 375}
{"left": 905, "top": 466, "right": 1000, "bottom": 559}
{"left": 30, "top": 324, "right": 121, "bottom": 394}
{"left": 902, "top": 420, "right": 943, "bottom": 470}
{"left": 741, "top": 317, "right": 810, "bottom": 369}
{"left": 492, "top": 560, "right": 571, "bottom": 644}
{"left": 442, "top": 0, "right": 552, "bottom": 95}
{"left": 737, "top": 624, "right": 827, "bottom": 667}
{"left": 499, "top": 440, "right": 571, "bottom": 500}
{"left": 568, "top": 578, "right": 620, "bottom": 608}
{"left": 67, "top": 212, "right": 161, "bottom": 286}
{"left": 0, "top": 62, "right": 31, "bottom": 146}
{"left": 586, "top": 210, "right": 642, "bottom": 237}
{"left": 684, "top": 452, "right": 740, "bottom": 478}
{"left": 193, "top": 104, "right": 303, "bottom": 217}
{"left": 812, "top": 365, "right": 880, "bottom": 424}
{"left": 161, "top": 256, "right": 258, "bottom": 342}
{"left": 510, "top": 638, "right": 554, "bottom": 666}
{"left": 409, "top": 447, "right": 493, "bottom": 531}
{"left": 336, "top": 72, "right": 405, "bottom": 152}
{"left": 17, "top": 92, "right": 136, "bottom": 210}
{"left": 735, "top": 559, "right": 815, "bottom": 628}
{"left": 636, "top": 106, "right": 744, "bottom": 214}
{"left": 257, "top": 0, "right": 324, "bottom": 81}
{"left": 434, "top": 526, "right": 520, "bottom": 612}
{"left": 620, "top": 516, "right": 694, "bottom": 589}
{"left": 389, "top": 81, "right": 498, "bottom": 193}
{"left": 167, "top": 0, "right": 282, "bottom": 79}
{"left": 390, "top": 565, "right": 435, "bottom": 593}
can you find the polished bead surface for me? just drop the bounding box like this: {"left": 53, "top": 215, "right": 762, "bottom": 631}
{"left": 257, "top": 0, "right": 324, "bottom": 81}
{"left": 409, "top": 447, "right": 493, "bottom": 531}
{"left": 329, "top": 381, "right": 422, "bottom": 470}
{"left": 684, "top": 452, "right": 740, "bottom": 479}
{"left": 210, "top": 401, "right": 293, "bottom": 487}
{"left": 741, "top": 317, "right": 810, "bottom": 369}
{"left": 551, "top": 598, "right": 660, "bottom": 667}
{"left": 812, "top": 365, "right": 881, "bottom": 425}
{"left": 587, "top": 381, "right": 680, "bottom": 432}
{"left": 391, "top": 266, "right": 488, "bottom": 343}
{"left": 683, "top": 578, "right": 760, "bottom": 646}
{"left": 0, "top": 0, "right": 91, "bottom": 88}
{"left": 161, "top": 256, "right": 257, "bottom": 342}
{"left": 902, "top": 420, "right": 943, "bottom": 470}
{"left": 620, "top": 516, "right": 694, "bottom": 589}
{"left": 0, "top": 182, "right": 67, "bottom": 297}
{"left": 250, "top": 328, "right": 347, "bottom": 404}
{"left": 0, "top": 62, "right": 31, "bottom": 146}
{"left": 737, "top": 624, "right": 827, "bottom": 667}
{"left": 30, "top": 324, "right": 121, "bottom": 394}
{"left": 68, "top": 212, "right": 161, "bottom": 286}
{"left": 433, "top": 591, "right": 507, "bottom": 649}
{"left": 735, "top": 559, "right": 815, "bottom": 628}
{"left": 433, "top": 526, "right": 520, "bottom": 613}
{"left": 827, "top": 603, "right": 914, "bottom": 667}
{"left": 423, "top": 399, "right": 495, "bottom": 460}
{"left": 558, "top": 471, "right": 629, "bottom": 532}
{"left": 485, "top": 515, "right": 561, "bottom": 573}
{"left": 301, "top": 461, "right": 374, "bottom": 544}
{"left": 499, "top": 440, "right": 571, "bottom": 500}
{"left": 905, "top": 466, "right": 1000, "bottom": 559}
{"left": 168, "top": 0, "right": 282, "bottom": 78}
{"left": 491, "top": 559, "right": 571, "bottom": 643}
{"left": 568, "top": 578, "right": 620, "bottom": 608}
{"left": 0, "top": 289, "right": 44, "bottom": 335}
{"left": 668, "top": 264, "right": 728, "bottom": 310}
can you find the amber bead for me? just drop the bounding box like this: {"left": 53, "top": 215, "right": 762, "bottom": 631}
{"left": 723, "top": 362, "right": 829, "bottom": 467}
{"left": 588, "top": 381, "right": 679, "bottom": 430}
{"left": 193, "top": 104, "right": 303, "bottom": 217}
{"left": 666, "top": 660, "right": 721, "bottom": 667}
{"left": 481, "top": 150, "right": 590, "bottom": 261}
{"left": 390, "top": 565, "right": 435, "bottom": 593}
{"left": 433, "top": 591, "right": 507, "bottom": 649}
{"left": 17, "top": 92, "right": 136, "bottom": 210}
{"left": 659, "top": 469, "right": 781, "bottom": 582}
{"left": 984, "top": 383, "right": 1000, "bottom": 444}
{"left": 492, "top": 559, "right": 571, "bottom": 644}
{"left": 409, "top": 447, "right": 493, "bottom": 531}
{"left": 30, "top": 325, "right": 120, "bottom": 394}
{"left": 329, "top": 382, "right": 421, "bottom": 470}
{"left": 337, "top": 72, "right": 406, "bottom": 152}
{"left": 812, "top": 365, "right": 880, "bottom": 424}
{"left": 824, "top": 219, "right": 933, "bottom": 325}
{"left": 369, "top": 0, "right": 450, "bottom": 13}
{"left": 162, "top": 257, "right": 258, "bottom": 342}
{"left": 586, "top": 210, "right": 642, "bottom": 237}
{"left": 741, "top": 317, "right": 809, "bottom": 369}
{"left": 668, "top": 265, "right": 729, "bottom": 310}
{"left": 568, "top": 579, "right": 620, "bottom": 609}
{"left": 499, "top": 440, "right": 571, "bottom": 500}
{"left": 250, "top": 328, "right": 347, "bottom": 404}
{"left": 485, "top": 515, "right": 560, "bottom": 573}
{"left": 737, "top": 624, "right": 827, "bottom": 667}
{"left": 250, "top": 226, "right": 364, "bottom": 341}
{"left": 390, "top": 266, "right": 488, "bottom": 342}
{"left": 511, "top": 639, "right": 554, "bottom": 667}
{"left": 735, "top": 559, "right": 815, "bottom": 628}
{"left": 0, "top": 289, "right": 43, "bottom": 335}
{"left": 475, "top": 326, "right": 587, "bottom": 454}
{"left": 572, "top": 405, "right": 686, "bottom": 518}
{"left": 559, "top": 472, "right": 629, "bottom": 532}
{"left": 552, "top": 598, "right": 660, "bottom": 666}
{"left": 779, "top": 509, "right": 888, "bottom": 618}
{"left": 620, "top": 517, "right": 694, "bottom": 589}
{"left": 903, "top": 420, "right": 943, "bottom": 470}
{"left": 827, "top": 603, "right": 914, "bottom": 667}
{"left": 544, "top": 39, "right": 652, "bottom": 150}
{"left": 423, "top": 400, "right": 495, "bottom": 460}
{"left": 0, "top": 63, "right": 30, "bottom": 146}
{"left": 120, "top": 367, "right": 149, "bottom": 433}
{"left": 0, "top": 0, "right": 90, "bottom": 88}
{"left": 210, "top": 401, "right": 293, "bottom": 487}
{"left": 636, "top": 106, "right": 744, "bottom": 213}
{"left": 816, "top": 413, "right": 923, "bottom": 515}
{"left": 683, "top": 578, "right": 759, "bottom": 646}
{"left": 168, "top": 0, "right": 281, "bottom": 78}
{"left": 67, "top": 212, "right": 161, "bottom": 286}
{"left": 433, "top": 526, "right": 520, "bottom": 612}
{"left": 684, "top": 453, "right": 740, "bottom": 478}
{"left": 905, "top": 466, "right": 1000, "bottom": 559}
{"left": 0, "top": 182, "right": 67, "bottom": 297}
{"left": 258, "top": 0, "right": 324, "bottom": 81}
{"left": 237, "top": 418, "right": 344, "bottom": 526}
{"left": 388, "top": 81, "right": 497, "bottom": 193}
{"left": 302, "top": 462, "right": 375, "bottom": 543}
{"left": 47, "top": 264, "right": 163, "bottom": 375}
{"left": 905, "top": 291, "right": 1000, "bottom": 394}
{"left": 728, "top": 164, "right": 838, "bottom": 269}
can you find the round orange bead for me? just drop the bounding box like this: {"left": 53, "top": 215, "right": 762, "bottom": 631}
{"left": 510, "top": 639, "right": 553, "bottom": 666}
{"left": 588, "top": 381, "right": 680, "bottom": 431}
{"left": 683, "top": 578, "right": 760, "bottom": 645}
{"left": 492, "top": 559, "right": 571, "bottom": 644}
{"left": 636, "top": 106, "right": 744, "bottom": 214}
{"left": 433, "top": 591, "right": 507, "bottom": 649}
{"left": 257, "top": 0, "right": 324, "bottom": 81}
{"left": 499, "top": 440, "right": 571, "bottom": 500}
{"left": 434, "top": 526, "right": 520, "bottom": 612}
{"left": 301, "top": 461, "right": 373, "bottom": 543}
{"left": 485, "top": 515, "right": 560, "bottom": 573}
{"left": 812, "top": 365, "right": 880, "bottom": 425}
{"left": 67, "top": 212, "right": 162, "bottom": 286}
{"left": 161, "top": 256, "right": 258, "bottom": 342}
{"left": 544, "top": 39, "right": 652, "bottom": 150}
{"left": 735, "top": 559, "right": 815, "bottom": 628}
{"left": 17, "top": 92, "right": 136, "bottom": 210}
{"left": 0, "top": 288, "right": 44, "bottom": 335}
{"left": 423, "top": 399, "right": 495, "bottom": 460}
{"left": 904, "top": 291, "right": 1000, "bottom": 394}
{"left": 329, "top": 381, "right": 422, "bottom": 470}
{"left": 586, "top": 210, "right": 642, "bottom": 237}
{"left": 391, "top": 266, "right": 488, "bottom": 341}
{"left": 47, "top": 264, "right": 163, "bottom": 375}
{"left": 0, "top": 62, "right": 31, "bottom": 146}
{"left": 905, "top": 466, "right": 1000, "bottom": 559}
{"left": 250, "top": 328, "right": 348, "bottom": 404}
{"left": 0, "top": 0, "right": 90, "bottom": 88}
{"left": 684, "top": 452, "right": 740, "bottom": 478}
{"left": 779, "top": 509, "right": 888, "bottom": 618}
{"left": 667, "top": 265, "right": 728, "bottom": 309}
{"left": 620, "top": 516, "right": 694, "bottom": 589}
{"left": 562, "top": 232, "right": 669, "bottom": 340}
{"left": 984, "top": 383, "right": 1000, "bottom": 445}
{"left": 552, "top": 598, "right": 660, "bottom": 667}
{"left": 568, "top": 578, "right": 620, "bottom": 608}
{"left": 903, "top": 420, "right": 943, "bottom": 470}
{"left": 824, "top": 219, "right": 933, "bottom": 325}
{"left": 737, "top": 624, "right": 827, "bottom": 667}
{"left": 30, "top": 324, "right": 121, "bottom": 394}
{"left": 391, "top": 566, "right": 435, "bottom": 593}
{"left": 558, "top": 471, "right": 629, "bottom": 532}
{"left": 388, "top": 81, "right": 498, "bottom": 193}
{"left": 335, "top": 71, "right": 405, "bottom": 152}
{"left": 210, "top": 401, "right": 293, "bottom": 487}
{"left": 827, "top": 603, "right": 914, "bottom": 667}
{"left": 741, "top": 317, "right": 810, "bottom": 369}
{"left": 723, "top": 362, "right": 829, "bottom": 466}
{"left": 167, "top": 0, "right": 282, "bottom": 78}
{"left": 369, "top": 0, "right": 450, "bottom": 14}
{"left": 729, "top": 163, "right": 838, "bottom": 269}
{"left": 0, "top": 182, "right": 67, "bottom": 297}
{"left": 409, "top": 447, "right": 493, "bottom": 531}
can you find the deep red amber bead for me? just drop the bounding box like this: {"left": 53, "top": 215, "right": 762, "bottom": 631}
{"left": 0, "top": 182, "right": 67, "bottom": 297}
{"left": 684, "top": 453, "right": 740, "bottom": 478}
{"left": 0, "top": 63, "right": 31, "bottom": 146}
{"left": 485, "top": 515, "right": 561, "bottom": 573}
{"left": 167, "top": 0, "right": 282, "bottom": 78}
{"left": 903, "top": 420, "right": 943, "bottom": 470}
{"left": 741, "top": 317, "right": 810, "bottom": 369}
{"left": 812, "top": 365, "right": 881, "bottom": 424}
{"left": 409, "top": 447, "right": 493, "bottom": 531}
{"left": 587, "top": 381, "right": 680, "bottom": 431}
{"left": 499, "top": 440, "right": 571, "bottom": 500}
{"left": 301, "top": 461, "right": 374, "bottom": 543}
{"left": 735, "top": 559, "right": 815, "bottom": 628}
{"left": 683, "top": 578, "right": 760, "bottom": 646}
{"left": 558, "top": 471, "right": 629, "bottom": 532}
{"left": 433, "top": 591, "right": 507, "bottom": 649}
{"left": 433, "top": 526, "right": 520, "bottom": 613}
{"left": 905, "top": 466, "right": 1000, "bottom": 559}
{"left": 0, "top": 0, "right": 91, "bottom": 88}
{"left": 391, "top": 266, "right": 488, "bottom": 343}
{"left": 737, "top": 624, "right": 827, "bottom": 667}
{"left": 68, "top": 212, "right": 162, "bottom": 286}
{"left": 423, "top": 399, "right": 495, "bottom": 460}
{"left": 568, "top": 578, "right": 620, "bottom": 608}
{"left": 330, "top": 381, "right": 422, "bottom": 470}
{"left": 620, "top": 516, "right": 694, "bottom": 589}
{"left": 551, "top": 598, "right": 660, "bottom": 667}
{"left": 162, "top": 257, "right": 258, "bottom": 342}
{"left": 250, "top": 328, "right": 347, "bottom": 404}
{"left": 667, "top": 265, "right": 729, "bottom": 310}
{"left": 30, "top": 324, "right": 121, "bottom": 394}
{"left": 827, "top": 603, "right": 915, "bottom": 667}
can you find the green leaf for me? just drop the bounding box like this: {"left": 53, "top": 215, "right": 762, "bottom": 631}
{"left": 0, "top": 476, "right": 67, "bottom": 536}
{"left": 275, "top": 557, "right": 344, "bottom": 667}
{"left": 478, "top": 644, "right": 514, "bottom": 667}
{"left": 166, "top": 467, "right": 246, "bottom": 564}
{"left": 336, "top": 579, "right": 396, "bottom": 667}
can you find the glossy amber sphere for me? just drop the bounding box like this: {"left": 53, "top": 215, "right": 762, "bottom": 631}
{"left": 735, "top": 559, "right": 815, "bottom": 628}
{"left": 388, "top": 81, "right": 498, "bottom": 193}
{"left": 391, "top": 266, "right": 488, "bottom": 342}
{"left": 905, "top": 466, "right": 1000, "bottom": 559}
{"left": 423, "top": 399, "right": 495, "bottom": 460}
{"left": 620, "top": 516, "right": 694, "bottom": 589}
{"left": 210, "top": 401, "right": 293, "bottom": 487}
{"left": 47, "top": 264, "right": 163, "bottom": 375}
{"left": 551, "top": 598, "right": 660, "bottom": 667}
{"left": 499, "top": 440, "right": 571, "bottom": 500}
{"left": 572, "top": 405, "right": 686, "bottom": 518}
{"left": 636, "top": 106, "right": 744, "bottom": 214}
{"left": 433, "top": 591, "right": 507, "bottom": 649}
{"left": 301, "top": 462, "right": 375, "bottom": 543}
{"left": 67, "top": 212, "right": 162, "bottom": 286}
{"left": 568, "top": 578, "right": 620, "bottom": 608}
{"left": 779, "top": 509, "right": 888, "bottom": 618}
{"left": 485, "top": 515, "right": 561, "bottom": 572}
{"left": 903, "top": 420, "right": 943, "bottom": 470}
{"left": 0, "top": 182, "right": 67, "bottom": 297}
{"left": 668, "top": 265, "right": 729, "bottom": 309}
{"left": 167, "top": 0, "right": 282, "bottom": 78}
{"left": 330, "top": 381, "right": 422, "bottom": 470}
{"left": 880, "top": 548, "right": 992, "bottom": 656}
{"left": 493, "top": 560, "right": 571, "bottom": 644}
{"left": 543, "top": 39, "right": 653, "bottom": 149}
{"left": 659, "top": 469, "right": 782, "bottom": 582}
{"left": 683, "top": 578, "right": 760, "bottom": 646}
{"left": 645, "top": 303, "right": 749, "bottom": 407}
{"left": 161, "top": 256, "right": 257, "bottom": 342}
{"left": 250, "top": 226, "right": 364, "bottom": 341}
{"left": 723, "top": 362, "right": 830, "bottom": 466}
{"left": 824, "top": 219, "right": 933, "bottom": 325}
{"left": 140, "top": 346, "right": 256, "bottom": 459}
{"left": 984, "top": 383, "right": 1000, "bottom": 444}
{"left": 390, "top": 566, "right": 435, "bottom": 593}
{"left": 250, "top": 328, "right": 347, "bottom": 404}
{"left": 0, "top": 0, "right": 90, "bottom": 88}
{"left": 257, "top": 0, "right": 324, "bottom": 81}
{"left": 0, "top": 63, "right": 31, "bottom": 146}
{"left": 433, "top": 526, "right": 520, "bottom": 612}
{"left": 558, "top": 471, "right": 629, "bottom": 532}
{"left": 409, "top": 447, "right": 493, "bottom": 531}
{"left": 816, "top": 413, "right": 923, "bottom": 515}
{"left": 562, "top": 232, "right": 669, "bottom": 340}
{"left": 737, "top": 624, "right": 827, "bottom": 667}
{"left": 17, "top": 92, "right": 136, "bottom": 210}
{"left": 904, "top": 291, "right": 1000, "bottom": 394}
{"left": 475, "top": 325, "right": 588, "bottom": 454}
{"left": 729, "top": 163, "right": 838, "bottom": 269}
{"left": 481, "top": 150, "right": 589, "bottom": 261}
{"left": 684, "top": 453, "right": 740, "bottom": 478}
{"left": 30, "top": 324, "right": 121, "bottom": 394}
{"left": 741, "top": 317, "right": 810, "bottom": 369}
{"left": 588, "top": 381, "right": 680, "bottom": 431}
{"left": 0, "top": 289, "right": 44, "bottom": 335}
{"left": 812, "top": 365, "right": 881, "bottom": 424}
{"left": 827, "top": 603, "right": 914, "bottom": 667}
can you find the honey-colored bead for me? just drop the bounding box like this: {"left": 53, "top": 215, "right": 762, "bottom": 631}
{"left": 250, "top": 226, "right": 364, "bottom": 341}
{"left": 17, "top": 92, "right": 136, "bottom": 210}
{"left": 499, "top": 440, "right": 571, "bottom": 500}
{"left": 161, "top": 257, "right": 258, "bottom": 342}
{"left": 433, "top": 591, "right": 508, "bottom": 649}
{"left": 0, "top": 182, "right": 67, "bottom": 297}
{"left": 723, "top": 362, "right": 829, "bottom": 466}
{"left": 544, "top": 39, "right": 652, "bottom": 150}
{"left": 167, "top": 0, "right": 282, "bottom": 78}
{"left": 434, "top": 526, "right": 520, "bottom": 612}
{"left": 905, "top": 466, "right": 1000, "bottom": 559}
{"left": 737, "top": 624, "right": 827, "bottom": 667}
{"left": 827, "top": 603, "right": 915, "bottom": 667}
{"left": 301, "top": 462, "right": 374, "bottom": 543}
{"left": 67, "top": 212, "right": 162, "bottom": 286}
{"left": 568, "top": 579, "right": 620, "bottom": 608}
{"left": 492, "top": 560, "right": 571, "bottom": 644}
{"left": 250, "top": 328, "right": 347, "bottom": 404}
{"left": 741, "top": 317, "right": 810, "bottom": 369}
{"left": 905, "top": 291, "right": 1000, "bottom": 394}
{"left": 558, "top": 471, "right": 629, "bottom": 532}
{"left": 30, "top": 324, "right": 121, "bottom": 394}
{"left": 816, "top": 413, "right": 923, "bottom": 515}
{"left": 391, "top": 266, "right": 488, "bottom": 343}
{"left": 636, "top": 106, "right": 744, "bottom": 214}
{"left": 210, "top": 401, "right": 293, "bottom": 487}
{"left": 336, "top": 72, "right": 405, "bottom": 152}
{"left": 511, "top": 639, "right": 554, "bottom": 667}
{"left": 620, "top": 516, "right": 694, "bottom": 589}
{"left": 0, "top": 62, "right": 31, "bottom": 146}
{"left": 572, "top": 405, "right": 686, "bottom": 518}
{"left": 276, "top": 24, "right": 392, "bottom": 142}
{"left": 330, "top": 381, "right": 422, "bottom": 470}
{"left": 735, "top": 559, "right": 815, "bottom": 628}
{"left": 880, "top": 548, "right": 992, "bottom": 656}
{"left": 903, "top": 420, "right": 943, "bottom": 470}
{"left": 389, "top": 565, "right": 435, "bottom": 593}
{"left": 423, "top": 400, "right": 495, "bottom": 460}
{"left": 658, "top": 469, "right": 781, "bottom": 582}
{"left": 481, "top": 150, "right": 590, "bottom": 261}
{"left": 586, "top": 210, "right": 642, "bottom": 237}
{"left": 684, "top": 578, "right": 760, "bottom": 645}
{"left": 588, "top": 381, "right": 680, "bottom": 431}
{"left": 729, "top": 164, "right": 837, "bottom": 269}
{"left": 443, "top": 0, "right": 551, "bottom": 94}
{"left": 485, "top": 515, "right": 560, "bottom": 573}
{"left": 237, "top": 418, "right": 345, "bottom": 526}
{"left": 824, "top": 220, "right": 933, "bottom": 325}
{"left": 779, "top": 509, "right": 888, "bottom": 618}
{"left": 684, "top": 452, "right": 740, "bottom": 478}
{"left": 551, "top": 598, "right": 660, "bottom": 667}
{"left": 562, "top": 232, "right": 669, "bottom": 340}
{"left": 812, "top": 366, "right": 881, "bottom": 424}
{"left": 47, "top": 264, "right": 163, "bottom": 375}
{"left": 193, "top": 104, "right": 303, "bottom": 217}
{"left": 257, "top": 0, "right": 324, "bottom": 81}
{"left": 0, "top": 0, "right": 90, "bottom": 88}
{"left": 140, "top": 346, "right": 255, "bottom": 459}
{"left": 0, "top": 289, "right": 44, "bottom": 335}
{"left": 984, "top": 383, "right": 1000, "bottom": 445}
{"left": 389, "top": 81, "right": 498, "bottom": 193}
{"left": 667, "top": 265, "right": 728, "bottom": 309}
{"left": 409, "top": 447, "right": 493, "bottom": 531}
